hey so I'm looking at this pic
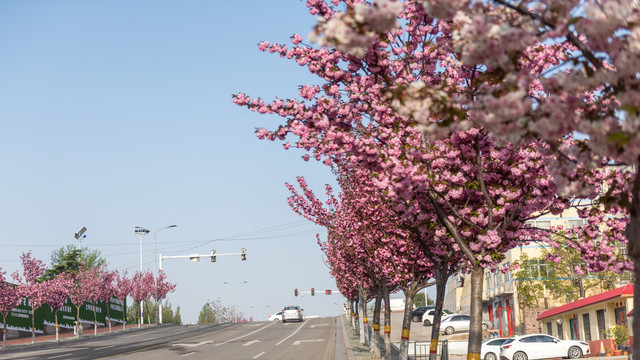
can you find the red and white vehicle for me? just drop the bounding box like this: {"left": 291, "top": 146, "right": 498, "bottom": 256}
{"left": 282, "top": 305, "right": 304, "bottom": 322}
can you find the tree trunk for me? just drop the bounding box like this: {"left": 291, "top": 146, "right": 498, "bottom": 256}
{"left": 430, "top": 265, "right": 450, "bottom": 360}
{"left": 76, "top": 305, "right": 81, "bottom": 338}
{"left": 93, "top": 302, "right": 97, "bottom": 335}
{"left": 467, "top": 266, "right": 484, "bottom": 360}
{"left": 383, "top": 284, "right": 392, "bottom": 360}
{"left": 399, "top": 289, "right": 415, "bottom": 360}
{"left": 354, "top": 298, "right": 360, "bottom": 335}
{"left": 31, "top": 306, "right": 35, "bottom": 344}
{"left": 371, "top": 288, "right": 383, "bottom": 358}
{"left": 55, "top": 311, "right": 59, "bottom": 341}
{"left": 626, "top": 162, "right": 640, "bottom": 360}
{"left": 122, "top": 298, "right": 126, "bottom": 330}
{"left": 107, "top": 303, "right": 112, "bottom": 332}
{"left": 2, "top": 315, "right": 7, "bottom": 348}
{"left": 358, "top": 289, "right": 368, "bottom": 345}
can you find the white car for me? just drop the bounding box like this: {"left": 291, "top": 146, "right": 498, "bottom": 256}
{"left": 500, "top": 334, "right": 590, "bottom": 360}
{"left": 268, "top": 311, "right": 283, "bottom": 321}
{"left": 481, "top": 337, "right": 512, "bottom": 360}
{"left": 439, "top": 314, "right": 493, "bottom": 334}
{"left": 422, "top": 308, "right": 453, "bottom": 326}
{"left": 282, "top": 305, "right": 303, "bottom": 322}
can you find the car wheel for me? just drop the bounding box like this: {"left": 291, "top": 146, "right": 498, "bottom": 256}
{"left": 568, "top": 346, "right": 583, "bottom": 359}
{"left": 413, "top": 315, "right": 420, "bottom": 322}
{"left": 445, "top": 326, "right": 454, "bottom": 335}
{"left": 484, "top": 352, "right": 497, "bottom": 360}
{"left": 423, "top": 319, "right": 431, "bottom": 326}
{"left": 282, "top": 319, "right": 286, "bottom": 323}
{"left": 482, "top": 323, "right": 489, "bottom": 331}
{"left": 275, "top": 318, "right": 280, "bottom": 322}
{"left": 513, "top": 351, "right": 528, "bottom": 360}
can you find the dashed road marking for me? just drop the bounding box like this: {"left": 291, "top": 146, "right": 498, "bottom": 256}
{"left": 293, "top": 339, "right": 325, "bottom": 345}
{"left": 253, "top": 352, "right": 266, "bottom": 359}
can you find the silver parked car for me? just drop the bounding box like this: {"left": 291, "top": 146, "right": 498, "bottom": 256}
{"left": 282, "top": 305, "right": 303, "bottom": 322}
{"left": 438, "top": 314, "right": 492, "bottom": 334}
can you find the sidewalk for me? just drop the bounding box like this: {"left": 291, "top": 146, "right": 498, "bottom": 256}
{"left": 1, "top": 323, "right": 156, "bottom": 352}
{"left": 342, "top": 316, "right": 401, "bottom": 360}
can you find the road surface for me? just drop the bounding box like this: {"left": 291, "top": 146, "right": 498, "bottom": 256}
{"left": 0, "top": 317, "right": 341, "bottom": 360}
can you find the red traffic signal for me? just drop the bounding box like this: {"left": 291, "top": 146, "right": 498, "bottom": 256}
{"left": 294, "top": 288, "right": 298, "bottom": 297}
{"left": 325, "top": 290, "right": 332, "bottom": 295}
{"left": 311, "top": 288, "right": 315, "bottom": 296}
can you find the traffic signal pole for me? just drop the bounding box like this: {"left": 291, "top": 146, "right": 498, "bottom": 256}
{"left": 158, "top": 249, "right": 247, "bottom": 324}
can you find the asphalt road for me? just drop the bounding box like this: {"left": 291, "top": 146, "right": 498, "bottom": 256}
{"left": 0, "top": 317, "right": 339, "bottom": 360}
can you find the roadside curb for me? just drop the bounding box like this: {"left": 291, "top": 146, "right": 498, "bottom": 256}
{"left": 0, "top": 324, "right": 175, "bottom": 355}
{"left": 338, "top": 315, "right": 357, "bottom": 360}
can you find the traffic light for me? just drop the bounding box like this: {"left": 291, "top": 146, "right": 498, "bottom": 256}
{"left": 210, "top": 250, "right": 216, "bottom": 262}
{"left": 241, "top": 248, "right": 247, "bottom": 261}
{"left": 311, "top": 288, "right": 315, "bottom": 296}
{"left": 325, "top": 290, "right": 332, "bottom": 295}
{"left": 294, "top": 288, "right": 298, "bottom": 297}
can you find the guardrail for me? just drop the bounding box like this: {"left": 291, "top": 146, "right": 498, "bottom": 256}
{"left": 393, "top": 339, "right": 468, "bottom": 360}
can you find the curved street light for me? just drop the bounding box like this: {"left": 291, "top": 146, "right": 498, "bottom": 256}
{"left": 154, "top": 225, "right": 177, "bottom": 325}
{"left": 224, "top": 281, "right": 248, "bottom": 323}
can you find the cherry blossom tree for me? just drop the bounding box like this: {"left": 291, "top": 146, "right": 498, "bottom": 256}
{"left": 0, "top": 269, "right": 21, "bottom": 349}
{"left": 41, "top": 272, "right": 73, "bottom": 341}
{"left": 153, "top": 269, "right": 176, "bottom": 324}
{"left": 68, "top": 265, "right": 100, "bottom": 338}
{"left": 130, "top": 271, "right": 155, "bottom": 327}
{"left": 113, "top": 271, "right": 133, "bottom": 330}
{"left": 14, "top": 252, "right": 47, "bottom": 344}
{"left": 96, "top": 268, "right": 116, "bottom": 333}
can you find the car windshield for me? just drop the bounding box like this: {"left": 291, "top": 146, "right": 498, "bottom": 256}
{"left": 284, "top": 306, "right": 299, "bottom": 310}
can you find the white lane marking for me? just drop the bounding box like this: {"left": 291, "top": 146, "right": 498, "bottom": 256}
{"left": 95, "top": 346, "right": 114, "bottom": 350}
{"left": 172, "top": 341, "right": 213, "bottom": 347}
{"left": 310, "top": 324, "right": 329, "bottom": 328}
{"left": 48, "top": 355, "right": 68, "bottom": 359}
{"left": 215, "top": 322, "right": 275, "bottom": 347}
{"left": 182, "top": 352, "right": 195, "bottom": 357}
{"left": 293, "top": 339, "right": 326, "bottom": 345}
{"left": 253, "top": 352, "right": 266, "bottom": 359}
{"left": 243, "top": 340, "right": 261, "bottom": 346}
{"left": 244, "top": 324, "right": 263, "bottom": 327}
{"left": 275, "top": 322, "right": 307, "bottom": 346}
{"left": 143, "top": 337, "right": 158, "bottom": 341}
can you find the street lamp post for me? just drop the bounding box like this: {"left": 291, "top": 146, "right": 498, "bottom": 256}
{"left": 134, "top": 227, "right": 150, "bottom": 326}
{"left": 153, "top": 225, "right": 177, "bottom": 325}
{"left": 224, "top": 281, "right": 248, "bottom": 323}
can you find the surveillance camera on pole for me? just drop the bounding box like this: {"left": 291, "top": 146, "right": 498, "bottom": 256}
{"left": 211, "top": 250, "right": 216, "bottom": 262}
{"left": 74, "top": 227, "right": 87, "bottom": 247}
{"left": 241, "top": 248, "right": 246, "bottom": 261}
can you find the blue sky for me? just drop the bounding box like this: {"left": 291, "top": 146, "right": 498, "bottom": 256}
{"left": 0, "top": 0, "right": 353, "bottom": 324}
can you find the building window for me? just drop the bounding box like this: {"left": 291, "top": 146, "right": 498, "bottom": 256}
{"left": 597, "top": 309, "right": 606, "bottom": 339}
{"left": 546, "top": 322, "right": 553, "bottom": 335}
{"left": 537, "top": 220, "right": 551, "bottom": 229}
{"left": 582, "top": 313, "right": 592, "bottom": 342}
{"left": 557, "top": 321, "right": 564, "bottom": 339}
{"left": 568, "top": 219, "right": 585, "bottom": 227}
{"left": 494, "top": 272, "right": 500, "bottom": 286}
{"left": 503, "top": 262, "right": 511, "bottom": 282}
{"left": 486, "top": 272, "right": 492, "bottom": 289}
{"left": 523, "top": 259, "right": 553, "bottom": 279}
